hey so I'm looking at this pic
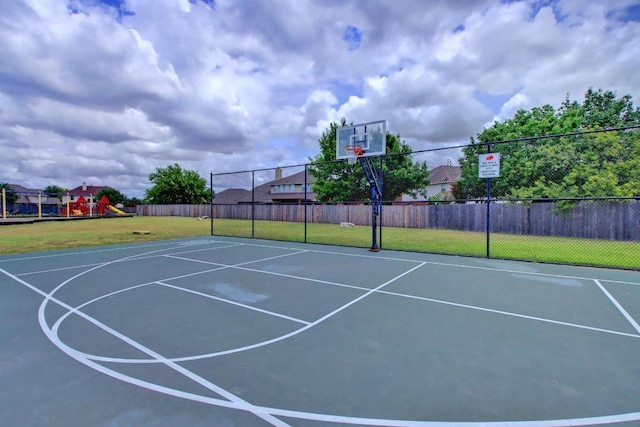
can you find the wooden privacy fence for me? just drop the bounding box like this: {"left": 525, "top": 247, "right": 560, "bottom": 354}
{"left": 137, "top": 200, "right": 640, "bottom": 241}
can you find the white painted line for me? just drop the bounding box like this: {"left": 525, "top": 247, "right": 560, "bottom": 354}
{"left": 0, "top": 241, "right": 177, "bottom": 262}
{"left": 2, "top": 240, "right": 240, "bottom": 277}
{"left": 378, "top": 289, "right": 640, "bottom": 340}
{"left": 165, "top": 248, "right": 310, "bottom": 268}
{"left": 226, "top": 241, "right": 424, "bottom": 264}
{"left": 232, "top": 264, "right": 369, "bottom": 292}
{"left": 594, "top": 279, "right": 640, "bottom": 334}
{"left": 50, "top": 283, "right": 155, "bottom": 337}
{"left": 127, "top": 242, "right": 244, "bottom": 262}
{"left": 0, "top": 267, "right": 51, "bottom": 298}
{"left": 201, "top": 239, "right": 640, "bottom": 286}
{"left": 16, "top": 262, "right": 106, "bottom": 276}
{"left": 155, "top": 281, "right": 311, "bottom": 325}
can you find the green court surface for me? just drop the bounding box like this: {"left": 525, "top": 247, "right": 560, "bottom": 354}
{"left": 1, "top": 236, "right": 640, "bottom": 426}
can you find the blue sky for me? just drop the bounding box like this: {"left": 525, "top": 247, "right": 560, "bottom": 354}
{"left": 1, "top": 0, "right": 640, "bottom": 197}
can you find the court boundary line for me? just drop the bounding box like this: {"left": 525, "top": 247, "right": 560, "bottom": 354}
{"left": 14, "top": 242, "right": 245, "bottom": 276}
{"left": 594, "top": 279, "right": 640, "bottom": 334}
{"left": 0, "top": 240, "right": 202, "bottom": 262}
{"left": 5, "top": 237, "right": 640, "bottom": 287}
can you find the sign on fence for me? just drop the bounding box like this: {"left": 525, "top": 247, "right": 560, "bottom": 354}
{"left": 478, "top": 153, "right": 501, "bottom": 178}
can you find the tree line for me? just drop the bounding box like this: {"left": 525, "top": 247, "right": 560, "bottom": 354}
{"left": 0, "top": 163, "right": 211, "bottom": 207}
{"left": 454, "top": 88, "right": 640, "bottom": 200}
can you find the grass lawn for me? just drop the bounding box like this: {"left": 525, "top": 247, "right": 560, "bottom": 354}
{"left": 0, "top": 216, "right": 211, "bottom": 255}
{"left": 1, "top": 216, "right": 638, "bottom": 269}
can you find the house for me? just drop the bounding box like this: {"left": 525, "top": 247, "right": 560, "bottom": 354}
{"left": 401, "top": 165, "right": 461, "bottom": 202}
{"left": 62, "top": 181, "right": 110, "bottom": 204}
{"left": 5, "top": 184, "right": 60, "bottom": 215}
{"left": 213, "top": 169, "right": 316, "bottom": 204}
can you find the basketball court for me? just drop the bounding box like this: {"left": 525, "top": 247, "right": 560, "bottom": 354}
{"left": 1, "top": 235, "right": 640, "bottom": 426}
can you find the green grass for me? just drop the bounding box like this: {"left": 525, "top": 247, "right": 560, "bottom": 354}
{"left": 1, "top": 216, "right": 638, "bottom": 269}
{"left": 213, "top": 219, "right": 640, "bottom": 269}
{"left": 0, "top": 216, "right": 211, "bottom": 255}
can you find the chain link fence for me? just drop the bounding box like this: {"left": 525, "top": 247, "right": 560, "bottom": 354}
{"left": 210, "top": 127, "right": 640, "bottom": 270}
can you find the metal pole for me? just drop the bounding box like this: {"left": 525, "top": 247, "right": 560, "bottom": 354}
{"left": 251, "top": 171, "right": 255, "bottom": 239}
{"left": 486, "top": 143, "right": 492, "bottom": 258}
{"left": 370, "top": 184, "right": 379, "bottom": 251}
{"left": 369, "top": 158, "right": 380, "bottom": 252}
{"left": 304, "top": 164, "right": 308, "bottom": 243}
{"left": 379, "top": 155, "right": 383, "bottom": 250}
{"left": 210, "top": 172, "right": 214, "bottom": 236}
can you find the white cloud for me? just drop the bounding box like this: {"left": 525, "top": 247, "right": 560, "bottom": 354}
{"left": 1, "top": 0, "right": 639, "bottom": 197}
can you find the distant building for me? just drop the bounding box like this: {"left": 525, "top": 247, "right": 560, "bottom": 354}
{"left": 62, "top": 181, "right": 110, "bottom": 204}
{"left": 5, "top": 184, "right": 60, "bottom": 214}
{"left": 401, "top": 165, "right": 461, "bottom": 202}
{"left": 213, "top": 169, "right": 316, "bottom": 204}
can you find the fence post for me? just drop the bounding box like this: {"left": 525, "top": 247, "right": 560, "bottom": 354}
{"left": 486, "top": 143, "right": 492, "bottom": 258}
{"left": 1, "top": 188, "right": 5, "bottom": 220}
{"left": 304, "top": 164, "right": 308, "bottom": 243}
{"left": 38, "top": 191, "right": 42, "bottom": 219}
{"left": 251, "top": 170, "right": 255, "bottom": 238}
{"left": 379, "top": 155, "right": 384, "bottom": 249}
{"left": 210, "top": 172, "right": 214, "bottom": 236}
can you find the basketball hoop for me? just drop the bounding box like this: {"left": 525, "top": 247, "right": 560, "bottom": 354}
{"left": 344, "top": 145, "right": 364, "bottom": 165}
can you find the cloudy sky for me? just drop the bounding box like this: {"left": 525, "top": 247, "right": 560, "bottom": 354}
{"left": 2, "top": 0, "right": 640, "bottom": 197}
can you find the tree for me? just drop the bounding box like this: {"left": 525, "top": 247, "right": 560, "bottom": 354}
{"left": 0, "top": 182, "right": 18, "bottom": 205}
{"left": 455, "top": 88, "right": 640, "bottom": 200}
{"left": 126, "top": 197, "right": 141, "bottom": 208}
{"left": 95, "top": 187, "right": 128, "bottom": 206}
{"left": 43, "top": 185, "right": 68, "bottom": 201}
{"left": 309, "top": 119, "right": 430, "bottom": 202}
{"left": 144, "top": 163, "right": 209, "bottom": 204}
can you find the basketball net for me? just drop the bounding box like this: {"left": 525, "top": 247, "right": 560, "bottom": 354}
{"left": 344, "top": 145, "right": 364, "bottom": 165}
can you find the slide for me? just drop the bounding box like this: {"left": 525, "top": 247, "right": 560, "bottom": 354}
{"left": 108, "top": 205, "right": 126, "bottom": 215}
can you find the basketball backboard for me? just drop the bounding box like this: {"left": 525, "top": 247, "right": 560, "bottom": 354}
{"left": 336, "top": 120, "right": 386, "bottom": 160}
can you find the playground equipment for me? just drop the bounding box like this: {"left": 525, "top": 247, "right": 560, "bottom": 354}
{"left": 59, "top": 194, "right": 126, "bottom": 216}
{"left": 108, "top": 205, "right": 126, "bottom": 215}
{"left": 60, "top": 195, "right": 90, "bottom": 216}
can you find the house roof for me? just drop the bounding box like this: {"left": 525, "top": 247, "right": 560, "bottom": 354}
{"left": 226, "top": 170, "right": 316, "bottom": 204}
{"left": 213, "top": 188, "right": 251, "bottom": 204}
{"left": 6, "top": 184, "right": 59, "bottom": 205}
{"left": 428, "top": 165, "right": 461, "bottom": 185}
{"left": 68, "top": 184, "right": 109, "bottom": 196}
{"left": 8, "top": 184, "right": 38, "bottom": 193}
